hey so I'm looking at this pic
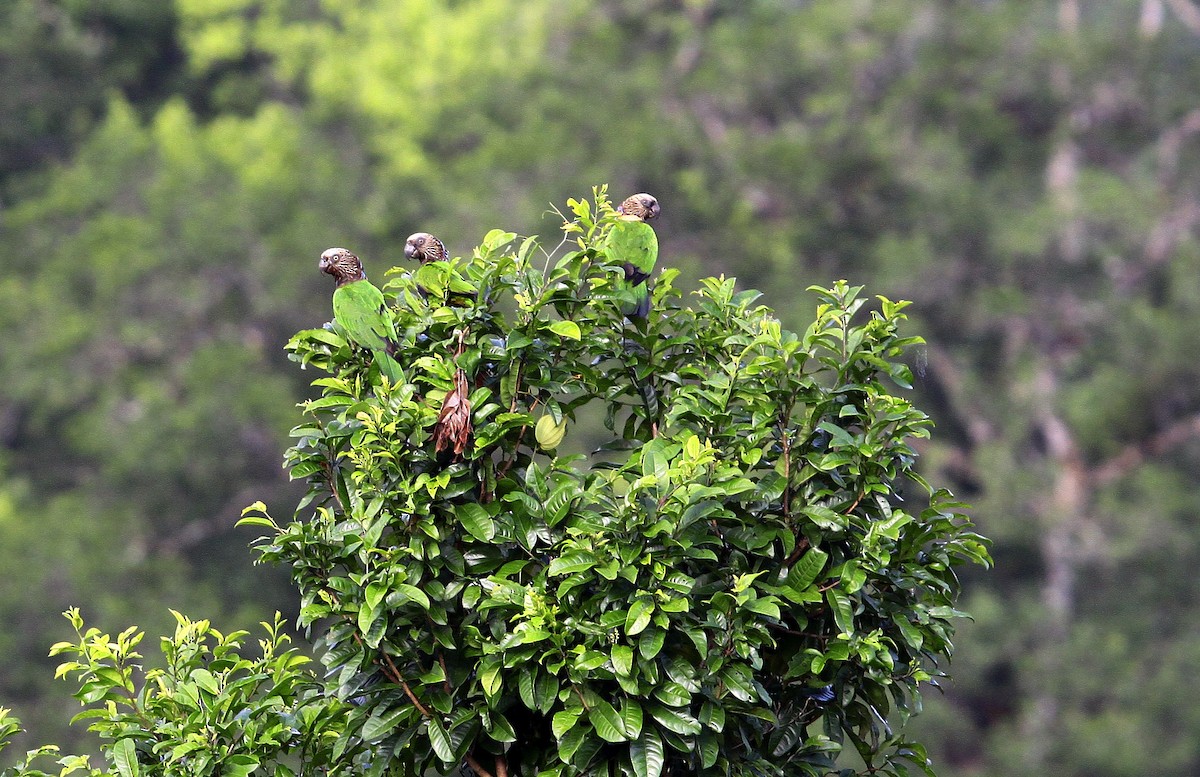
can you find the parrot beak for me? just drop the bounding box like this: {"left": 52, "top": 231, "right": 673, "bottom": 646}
{"left": 404, "top": 242, "right": 417, "bottom": 260}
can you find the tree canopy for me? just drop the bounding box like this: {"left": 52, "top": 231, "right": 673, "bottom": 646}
{"left": 1, "top": 195, "right": 989, "bottom": 776}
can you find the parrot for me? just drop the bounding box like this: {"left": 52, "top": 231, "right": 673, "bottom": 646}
{"left": 605, "top": 192, "right": 661, "bottom": 319}
{"left": 318, "top": 247, "right": 405, "bottom": 384}
{"left": 403, "top": 232, "right": 449, "bottom": 264}
{"left": 404, "top": 232, "right": 477, "bottom": 302}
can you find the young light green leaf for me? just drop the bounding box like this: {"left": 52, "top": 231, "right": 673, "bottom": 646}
{"left": 549, "top": 320, "right": 582, "bottom": 340}
{"left": 113, "top": 738, "right": 140, "bottom": 777}
{"left": 626, "top": 599, "right": 655, "bottom": 636}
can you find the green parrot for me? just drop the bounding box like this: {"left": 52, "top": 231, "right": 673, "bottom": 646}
{"left": 605, "top": 192, "right": 661, "bottom": 319}
{"left": 319, "top": 247, "right": 405, "bottom": 383}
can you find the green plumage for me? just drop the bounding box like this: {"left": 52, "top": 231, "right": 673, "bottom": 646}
{"left": 319, "top": 247, "right": 404, "bottom": 384}
{"left": 605, "top": 216, "right": 659, "bottom": 319}
{"left": 333, "top": 281, "right": 404, "bottom": 382}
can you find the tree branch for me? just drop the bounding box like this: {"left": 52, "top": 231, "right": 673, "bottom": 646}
{"left": 1141, "top": 0, "right": 1166, "bottom": 37}
{"left": 1166, "top": 0, "right": 1200, "bottom": 35}
{"left": 1094, "top": 411, "right": 1200, "bottom": 485}
{"left": 465, "top": 754, "right": 496, "bottom": 777}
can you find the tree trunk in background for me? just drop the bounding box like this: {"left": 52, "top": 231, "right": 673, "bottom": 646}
{"left": 1018, "top": 2, "right": 1086, "bottom": 769}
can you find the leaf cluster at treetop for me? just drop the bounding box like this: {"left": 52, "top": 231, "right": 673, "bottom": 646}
{"left": 236, "top": 189, "right": 991, "bottom": 777}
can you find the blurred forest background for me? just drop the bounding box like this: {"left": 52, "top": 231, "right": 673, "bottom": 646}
{"left": 2, "top": 1, "right": 1199, "bottom": 775}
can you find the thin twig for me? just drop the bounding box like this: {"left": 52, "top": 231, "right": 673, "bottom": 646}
{"left": 353, "top": 631, "right": 432, "bottom": 718}
{"left": 438, "top": 652, "right": 452, "bottom": 694}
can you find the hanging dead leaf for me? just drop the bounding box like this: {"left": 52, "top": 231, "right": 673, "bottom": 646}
{"left": 434, "top": 368, "right": 472, "bottom": 457}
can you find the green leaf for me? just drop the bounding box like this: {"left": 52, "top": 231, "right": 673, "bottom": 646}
{"left": 535, "top": 670, "right": 559, "bottom": 713}
{"left": 365, "top": 582, "right": 387, "bottom": 611}
{"left": 587, "top": 698, "right": 627, "bottom": 743}
{"left": 574, "top": 649, "right": 608, "bottom": 671}
{"left": 190, "top": 668, "right": 219, "bottom": 695}
{"left": 362, "top": 706, "right": 408, "bottom": 742}
{"left": 626, "top": 600, "right": 655, "bottom": 636}
{"left": 549, "top": 320, "right": 582, "bottom": 340}
{"left": 789, "top": 547, "right": 829, "bottom": 590}
{"left": 428, "top": 716, "right": 454, "bottom": 763}
{"left": 113, "top": 738, "right": 139, "bottom": 777}
{"left": 611, "top": 644, "right": 634, "bottom": 676}
{"left": 742, "top": 596, "right": 781, "bottom": 618}
{"left": 519, "top": 667, "right": 538, "bottom": 709}
{"left": 638, "top": 628, "right": 666, "bottom": 659}
{"left": 357, "top": 604, "right": 383, "bottom": 643}
{"left": 394, "top": 583, "right": 431, "bottom": 610}
{"left": 224, "top": 756, "right": 260, "bottom": 777}
{"left": 653, "top": 681, "right": 692, "bottom": 707}
{"left": 487, "top": 711, "right": 518, "bottom": 743}
{"left": 801, "top": 505, "right": 847, "bottom": 531}
{"left": 826, "top": 587, "right": 854, "bottom": 636}
{"left": 483, "top": 229, "right": 517, "bottom": 251}
{"left": 457, "top": 503, "right": 496, "bottom": 542}
{"left": 552, "top": 709, "right": 581, "bottom": 739}
{"left": 699, "top": 700, "right": 726, "bottom": 731}
{"left": 647, "top": 703, "right": 701, "bottom": 735}
{"left": 558, "top": 722, "right": 587, "bottom": 762}
{"left": 549, "top": 551, "right": 597, "bottom": 576}
{"left": 621, "top": 698, "right": 644, "bottom": 739}
{"left": 719, "top": 665, "right": 754, "bottom": 702}
{"left": 699, "top": 732, "right": 720, "bottom": 768}
{"left": 892, "top": 613, "right": 924, "bottom": 650}
{"left": 480, "top": 658, "right": 503, "bottom": 699}
{"left": 630, "top": 727, "right": 664, "bottom": 777}
{"left": 235, "top": 514, "right": 276, "bottom": 529}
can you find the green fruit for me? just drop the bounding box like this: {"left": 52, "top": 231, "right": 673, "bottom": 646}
{"left": 535, "top": 414, "right": 567, "bottom": 451}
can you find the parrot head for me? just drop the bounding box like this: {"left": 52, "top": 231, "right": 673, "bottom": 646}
{"left": 404, "top": 232, "right": 448, "bottom": 264}
{"left": 617, "top": 193, "right": 661, "bottom": 222}
{"left": 319, "top": 247, "right": 367, "bottom": 286}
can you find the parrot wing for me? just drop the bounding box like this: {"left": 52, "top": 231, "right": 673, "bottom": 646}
{"left": 333, "top": 280, "right": 405, "bottom": 383}
{"left": 604, "top": 218, "right": 659, "bottom": 318}
{"left": 333, "top": 280, "right": 399, "bottom": 354}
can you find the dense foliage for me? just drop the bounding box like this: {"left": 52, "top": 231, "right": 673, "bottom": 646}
{"left": 249, "top": 195, "right": 987, "bottom": 776}
{"left": 4, "top": 2, "right": 1200, "bottom": 775}
{"left": 0, "top": 197, "right": 986, "bottom": 775}
{"left": 0, "top": 609, "right": 346, "bottom": 776}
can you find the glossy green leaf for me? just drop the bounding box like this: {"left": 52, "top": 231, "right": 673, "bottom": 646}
{"left": 630, "top": 727, "right": 664, "bottom": 777}
{"left": 457, "top": 503, "right": 496, "bottom": 542}
{"left": 586, "top": 698, "right": 627, "bottom": 743}
{"left": 827, "top": 587, "right": 854, "bottom": 636}
{"left": 552, "top": 709, "right": 581, "bottom": 739}
{"left": 626, "top": 600, "right": 655, "bottom": 636}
